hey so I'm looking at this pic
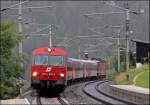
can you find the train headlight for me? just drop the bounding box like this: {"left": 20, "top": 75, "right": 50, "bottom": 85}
{"left": 32, "top": 72, "right": 38, "bottom": 77}
{"left": 60, "top": 73, "right": 64, "bottom": 77}
{"left": 48, "top": 48, "right": 51, "bottom": 52}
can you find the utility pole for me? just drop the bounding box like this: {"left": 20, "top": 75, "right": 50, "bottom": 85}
{"left": 125, "top": 2, "right": 130, "bottom": 80}
{"left": 107, "top": 56, "right": 111, "bottom": 80}
{"left": 18, "top": 0, "right": 23, "bottom": 68}
{"left": 1, "top": 1, "right": 28, "bottom": 12}
{"left": 49, "top": 25, "right": 52, "bottom": 48}
{"left": 117, "top": 30, "right": 120, "bottom": 72}
{"left": 104, "top": 1, "right": 144, "bottom": 80}
{"left": 18, "top": 1, "right": 24, "bottom": 98}
{"left": 2, "top": 1, "right": 53, "bottom": 50}
{"left": 78, "top": 46, "right": 81, "bottom": 59}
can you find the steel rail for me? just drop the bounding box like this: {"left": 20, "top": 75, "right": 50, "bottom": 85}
{"left": 36, "top": 95, "right": 68, "bottom": 105}
{"left": 82, "top": 80, "right": 113, "bottom": 105}
{"left": 57, "top": 97, "right": 69, "bottom": 105}
{"left": 82, "top": 80, "right": 135, "bottom": 105}
{"left": 36, "top": 96, "right": 42, "bottom": 105}
{"left": 82, "top": 80, "right": 139, "bottom": 105}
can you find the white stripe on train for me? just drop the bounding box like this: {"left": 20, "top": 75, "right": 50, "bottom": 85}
{"left": 68, "top": 58, "right": 99, "bottom": 64}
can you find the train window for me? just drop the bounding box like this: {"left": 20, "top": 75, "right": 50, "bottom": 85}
{"left": 34, "top": 55, "right": 48, "bottom": 66}
{"left": 49, "top": 56, "right": 64, "bottom": 66}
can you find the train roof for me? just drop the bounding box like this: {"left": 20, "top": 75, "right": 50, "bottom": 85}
{"left": 68, "top": 58, "right": 99, "bottom": 64}
{"left": 32, "top": 47, "right": 67, "bottom": 55}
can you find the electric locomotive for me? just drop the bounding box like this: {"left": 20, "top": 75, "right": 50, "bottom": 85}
{"left": 31, "top": 47, "right": 67, "bottom": 90}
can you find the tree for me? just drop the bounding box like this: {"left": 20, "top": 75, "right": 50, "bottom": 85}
{"left": 0, "top": 21, "right": 22, "bottom": 99}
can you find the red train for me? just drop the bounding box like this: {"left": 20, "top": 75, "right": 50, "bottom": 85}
{"left": 67, "top": 58, "right": 107, "bottom": 79}
{"left": 31, "top": 47, "right": 68, "bottom": 90}
{"left": 31, "top": 47, "right": 107, "bottom": 91}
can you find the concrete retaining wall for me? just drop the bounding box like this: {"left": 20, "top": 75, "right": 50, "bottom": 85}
{"left": 0, "top": 99, "right": 30, "bottom": 105}
{"left": 110, "top": 85, "right": 149, "bottom": 104}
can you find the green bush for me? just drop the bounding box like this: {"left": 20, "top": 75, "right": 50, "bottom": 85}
{"left": 0, "top": 21, "right": 23, "bottom": 99}
{"left": 120, "top": 62, "right": 126, "bottom": 72}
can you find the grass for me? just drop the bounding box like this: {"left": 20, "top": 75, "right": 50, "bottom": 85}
{"left": 23, "top": 81, "right": 31, "bottom": 93}
{"left": 135, "top": 70, "right": 149, "bottom": 88}
{"left": 106, "top": 68, "right": 118, "bottom": 80}
{"left": 113, "top": 64, "right": 149, "bottom": 88}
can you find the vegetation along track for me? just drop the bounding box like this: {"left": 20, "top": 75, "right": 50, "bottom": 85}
{"left": 82, "top": 80, "right": 138, "bottom": 105}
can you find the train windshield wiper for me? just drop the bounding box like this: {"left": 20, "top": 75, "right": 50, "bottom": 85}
{"left": 40, "top": 61, "right": 48, "bottom": 66}
{"left": 54, "top": 61, "right": 63, "bottom": 66}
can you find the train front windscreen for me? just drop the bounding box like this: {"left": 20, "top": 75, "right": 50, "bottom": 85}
{"left": 34, "top": 55, "right": 64, "bottom": 66}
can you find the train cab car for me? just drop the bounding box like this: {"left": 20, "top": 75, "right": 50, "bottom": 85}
{"left": 31, "top": 47, "right": 67, "bottom": 90}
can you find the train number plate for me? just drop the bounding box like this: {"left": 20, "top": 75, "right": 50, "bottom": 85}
{"left": 42, "top": 73, "right": 55, "bottom": 76}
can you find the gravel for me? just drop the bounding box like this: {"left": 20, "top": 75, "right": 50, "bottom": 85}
{"left": 61, "top": 82, "right": 100, "bottom": 104}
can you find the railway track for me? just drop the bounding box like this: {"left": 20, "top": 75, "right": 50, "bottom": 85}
{"left": 36, "top": 95, "right": 68, "bottom": 105}
{"left": 34, "top": 76, "right": 101, "bottom": 105}
{"left": 23, "top": 89, "right": 69, "bottom": 105}
{"left": 82, "top": 80, "right": 135, "bottom": 105}
{"left": 23, "top": 77, "right": 105, "bottom": 105}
